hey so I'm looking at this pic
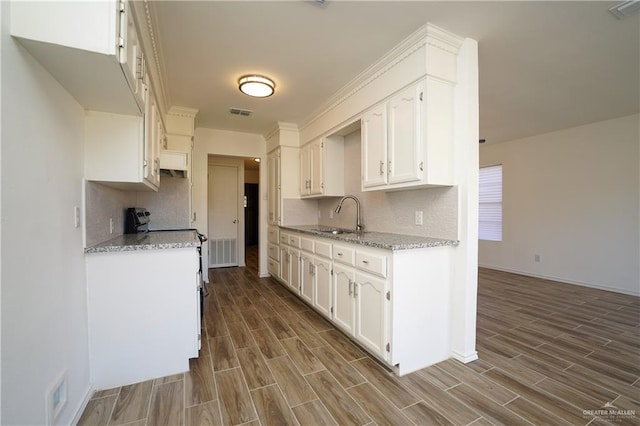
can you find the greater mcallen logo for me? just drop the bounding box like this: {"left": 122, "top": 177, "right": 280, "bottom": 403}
{"left": 583, "top": 401, "right": 636, "bottom": 422}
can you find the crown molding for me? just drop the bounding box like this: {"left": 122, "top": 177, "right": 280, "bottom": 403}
{"left": 299, "top": 22, "right": 463, "bottom": 133}
{"left": 168, "top": 106, "right": 199, "bottom": 118}
{"left": 265, "top": 121, "right": 299, "bottom": 140}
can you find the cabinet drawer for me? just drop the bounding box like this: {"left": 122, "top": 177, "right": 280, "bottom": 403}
{"left": 280, "top": 232, "right": 289, "bottom": 245}
{"left": 356, "top": 251, "right": 387, "bottom": 278}
{"left": 268, "top": 227, "right": 279, "bottom": 244}
{"left": 268, "top": 243, "right": 280, "bottom": 261}
{"left": 315, "top": 240, "right": 332, "bottom": 259}
{"left": 300, "top": 237, "right": 314, "bottom": 253}
{"left": 287, "top": 234, "right": 301, "bottom": 248}
{"left": 333, "top": 245, "right": 355, "bottom": 266}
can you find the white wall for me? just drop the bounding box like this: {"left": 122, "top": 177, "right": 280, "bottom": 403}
{"left": 1, "top": 2, "right": 91, "bottom": 423}
{"left": 479, "top": 114, "right": 640, "bottom": 296}
{"left": 193, "top": 128, "right": 268, "bottom": 277}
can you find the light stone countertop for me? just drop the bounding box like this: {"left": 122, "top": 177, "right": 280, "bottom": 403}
{"left": 279, "top": 225, "right": 459, "bottom": 251}
{"left": 85, "top": 230, "right": 201, "bottom": 253}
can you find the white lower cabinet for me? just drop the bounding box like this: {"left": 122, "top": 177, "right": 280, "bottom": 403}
{"left": 332, "top": 264, "right": 356, "bottom": 334}
{"left": 289, "top": 248, "right": 301, "bottom": 293}
{"left": 314, "top": 257, "right": 332, "bottom": 319}
{"left": 274, "top": 228, "right": 453, "bottom": 375}
{"left": 86, "top": 247, "right": 200, "bottom": 388}
{"left": 354, "top": 272, "right": 388, "bottom": 359}
{"left": 299, "top": 251, "right": 315, "bottom": 305}
{"left": 279, "top": 246, "right": 290, "bottom": 286}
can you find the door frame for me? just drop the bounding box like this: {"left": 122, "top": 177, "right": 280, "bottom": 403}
{"left": 207, "top": 159, "right": 245, "bottom": 267}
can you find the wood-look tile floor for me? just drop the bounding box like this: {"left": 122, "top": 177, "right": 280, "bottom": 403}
{"left": 79, "top": 247, "right": 640, "bottom": 425}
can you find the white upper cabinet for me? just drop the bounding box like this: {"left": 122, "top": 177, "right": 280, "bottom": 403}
{"left": 388, "top": 83, "right": 423, "bottom": 185}
{"left": 11, "top": 0, "right": 143, "bottom": 115}
{"left": 361, "top": 104, "right": 388, "bottom": 188}
{"left": 299, "top": 136, "right": 344, "bottom": 198}
{"left": 362, "top": 78, "right": 453, "bottom": 191}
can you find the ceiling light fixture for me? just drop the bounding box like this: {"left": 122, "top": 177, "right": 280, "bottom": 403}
{"left": 253, "top": 158, "right": 261, "bottom": 163}
{"left": 238, "top": 75, "right": 275, "bottom": 98}
{"left": 609, "top": 0, "right": 640, "bottom": 19}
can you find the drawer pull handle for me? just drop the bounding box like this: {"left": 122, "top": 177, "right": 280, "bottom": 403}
{"left": 362, "top": 260, "right": 369, "bottom": 264}
{"left": 337, "top": 253, "right": 343, "bottom": 257}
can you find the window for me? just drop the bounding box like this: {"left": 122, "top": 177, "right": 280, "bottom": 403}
{"left": 479, "top": 164, "right": 502, "bottom": 241}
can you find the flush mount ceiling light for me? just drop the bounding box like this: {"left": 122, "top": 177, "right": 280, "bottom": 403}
{"left": 253, "top": 158, "right": 261, "bottom": 163}
{"left": 610, "top": 0, "right": 640, "bottom": 19}
{"left": 238, "top": 75, "right": 275, "bottom": 98}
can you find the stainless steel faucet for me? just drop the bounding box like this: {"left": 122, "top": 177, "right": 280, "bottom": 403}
{"left": 335, "top": 195, "right": 363, "bottom": 231}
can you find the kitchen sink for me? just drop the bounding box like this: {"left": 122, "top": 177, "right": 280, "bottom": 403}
{"left": 311, "top": 227, "right": 353, "bottom": 235}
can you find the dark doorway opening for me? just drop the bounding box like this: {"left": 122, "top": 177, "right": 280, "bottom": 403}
{"left": 244, "top": 183, "right": 259, "bottom": 247}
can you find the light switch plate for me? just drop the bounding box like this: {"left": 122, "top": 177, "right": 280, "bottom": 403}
{"left": 415, "top": 211, "right": 423, "bottom": 226}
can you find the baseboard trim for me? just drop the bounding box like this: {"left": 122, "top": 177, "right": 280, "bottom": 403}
{"left": 451, "top": 350, "right": 478, "bottom": 364}
{"left": 478, "top": 264, "right": 640, "bottom": 297}
{"left": 259, "top": 272, "right": 270, "bottom": 278}
{"left": 70, "top": 384, "right": 94, "bottom": 425}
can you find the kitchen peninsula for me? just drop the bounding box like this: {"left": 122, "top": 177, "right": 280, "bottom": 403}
{"left": 85, "top": 230, "right": 202, "bottom": 388}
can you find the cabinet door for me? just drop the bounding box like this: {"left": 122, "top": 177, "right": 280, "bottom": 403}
{"left": 309, "top": 139, "right": 324, "bottom": 195}
{"left": 355, "top": 272, "right": 388, "bottom": 359}
{"left": 299, "top": 145, "right": 310, "bottom": 196}
{"left": 387, "top": 83, "right": 423, "bottom": 185}
{"left": 267, "top": 151, "right": 281, "bottom": 225}
{"left": 279, "top": 246, "right": 290, "bottom": 286}
{"left": 143, "top": 86, "right": 156, "bottom": 187}
{"left": 122, "top": 2, "right": 145, "bottom": 111}
{"left": 300, "top": 253, "right": 314, "bottom": 305}
{"left": 314, "top": 257, "right": 332, "bottom": 320}
{"left": 361, "top": 104, "right": 388, "bottom": 188}
{"left": 289, "top": 248, "right": 301, "bottom": 293}
{"left": 332, "top": 264, "right": 356, "bottom": 335}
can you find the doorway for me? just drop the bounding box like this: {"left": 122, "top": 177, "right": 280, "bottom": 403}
{"left": 208, "top": 163, "right": 239, "bottom": 267}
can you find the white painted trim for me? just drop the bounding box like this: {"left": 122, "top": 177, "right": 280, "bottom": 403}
{"left": 259, "top": 272, "right": 271, "bottom": 278}
{"left": 69, "top": 384, "right": 94, "bottom": 426}
{"left": 451, "top": 350, "right": 479, "bottom": 364}
{"left": 479, "top": 264, "right": 640, "bottom": 297}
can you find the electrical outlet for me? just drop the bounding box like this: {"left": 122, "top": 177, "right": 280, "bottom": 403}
{"left": 415, "top": 210, "right": 424, "bottom": 226}
{"left": 109, "top": 218, "right": 114, "bottom": 234}
{"left": 74, "top": 206, "right": 80, "bottom": 228}
{"left": 534, "top": 254, "right": 541, "bottom": 262}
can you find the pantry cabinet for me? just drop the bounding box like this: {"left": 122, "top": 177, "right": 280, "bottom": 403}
{"left": 267, "top": 150, "right": 281, "bottom": 225}
{"left": 361, "top": 78, "right": 454, "bottom": 191}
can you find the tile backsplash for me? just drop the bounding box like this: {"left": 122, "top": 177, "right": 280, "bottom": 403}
{"left": 85, "top": 175, "right": 190, "bottom": 246}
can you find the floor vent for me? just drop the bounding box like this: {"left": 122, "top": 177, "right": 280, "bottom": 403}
{"left": 229, "top": 108, "right": 253, "bottom": 117}
{"left": 209, "top": 238, "right": 237, "bottom": 267}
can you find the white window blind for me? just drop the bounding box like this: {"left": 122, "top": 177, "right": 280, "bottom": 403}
{"left": 479, "top": 164, "right": 502, "bottom": 241}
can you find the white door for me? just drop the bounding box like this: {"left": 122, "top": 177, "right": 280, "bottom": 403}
{"left": 208, "top": 164, "right": 239, "bottom": 267}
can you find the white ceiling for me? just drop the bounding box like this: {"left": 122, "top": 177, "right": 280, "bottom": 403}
{"left": 150, "top": 1, "right": 639, "bottom": 144}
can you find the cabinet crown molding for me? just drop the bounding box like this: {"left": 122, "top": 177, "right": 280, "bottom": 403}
{"left": 299, "top": 22, "right": 464, "bottom": 135}
{"left": 167, "top": 106, "right": 199, "bottom": 118}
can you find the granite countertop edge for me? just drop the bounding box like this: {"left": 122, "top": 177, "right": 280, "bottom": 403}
{"left": 85, "top": 230, "right": 201, "bottom": 254}
{"left": 279, "top": 225, "right": 459, "bottom": 251}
